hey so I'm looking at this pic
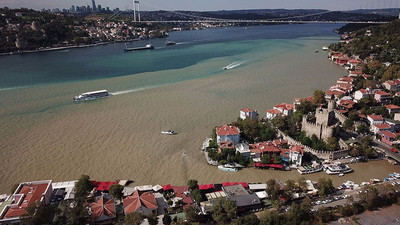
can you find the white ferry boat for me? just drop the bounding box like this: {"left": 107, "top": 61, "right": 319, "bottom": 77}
{"left": 73, "top": 90, "right": 109, "bottom": 101}
{"left": 323, "top": 163, "right": 353, "bottom": 175}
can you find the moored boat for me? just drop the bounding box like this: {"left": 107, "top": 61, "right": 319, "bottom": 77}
{"left": 218, "top": 165, "right": 238, "bottom": 172}
{"left": 74, "top": 90, "right": 109, "bottom": 101}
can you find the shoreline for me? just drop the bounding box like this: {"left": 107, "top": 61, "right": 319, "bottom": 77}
{"left": 0, "top": 39, "right": 140, "bottom": 56}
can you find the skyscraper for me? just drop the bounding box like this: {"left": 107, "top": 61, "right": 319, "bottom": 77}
{"left": 92, "top": 0, "right": 96, "bottom": 12}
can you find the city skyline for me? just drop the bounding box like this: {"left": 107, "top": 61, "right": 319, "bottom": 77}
{"left": 1, "top": 0, "right": 400, "bottom": 12}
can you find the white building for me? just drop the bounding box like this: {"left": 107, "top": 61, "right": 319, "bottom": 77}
{"left": 354, "top": 88, "right": 373, "bottom": 102}
{"left": 235, "top": 143, "right": 251, "bottom": 160}
{"left": 367, "top": 114, "right": 384, "bottom": 126}
{"left": 290, "top": 145, "right": 303, "bottom": 166}
{"left": 266, "top": 109, "right": 282, "bottom": 120}
{"left": 273, "top": 103, "right": 294, "bottom": 116}
{"left": 240, "top": 108, "right": 259, "bottom": 120}
{"left": 216, "top": 124, "right": 240, "bottom": 145}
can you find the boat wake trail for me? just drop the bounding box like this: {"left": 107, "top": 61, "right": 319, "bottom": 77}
{"left": 110, "top": 86, "right": 157, "bottom": 96}
{"left": 223, "top": 61, "right": 246, "bottom": 70}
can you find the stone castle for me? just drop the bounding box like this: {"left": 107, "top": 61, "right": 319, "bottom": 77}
{"left": 301, "top": 99, "right": 338, "bottom": 140}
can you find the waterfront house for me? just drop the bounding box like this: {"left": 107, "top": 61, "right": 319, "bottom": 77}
{"left": 290, "top": 145, "right": 304, "bottom": 166}
{"left": 379, "top": 130, "right": 399, "bottom": 146}
{"left": 0, "top": 180, "right": 53, "bottom": 224}
{"left": 370, "top": 123, "right": 391, "bottom": 134}
{"left": 249, "top": 142, "right": 281, "bottom": 159}
{"left": 325, "top": 90, "right": 346, "bottom": 99}
{"left": 337, "top": 77, "right": 355, "bottom": 84}
{"left": 273, "top": 103, "right": 294, "bottom": 116}
{"left": 385, "top": 104, "right": 400, "bottom": 114}
{"left": 89, "top": 195, "right": 116, "bottom": 223}
{"left": 235, "top": 143, "right": 251, "bottom": 160}
{"left": 354, "top": 88, "right": 373, "bottom": 102}
{"left": 374, "top": 90, "right": 391, "bottom": 103}
{"left": 349, "top": 70, "right": 362, "bottom": 77}
{"left": 266, "top": 109, "right": 282, "bottom": 120}
{"left": 123, "top": 190, "right": 158, "bottom": 216}
{"left": 240, "top": 108, "right": 259, "bottom": 120}
{"left": 172, "top": 186, "right": 194, "bottom": 209}
{"left": 280, "top": 149, "right": 291, "bottom": 164}
{"left": 367, "top": 114, "right": 384, "bottom": 126}
{"left": 216, "top": 124, "right": 240, "bottom": 145}
{"left": 347, "top": 59, "right": 361, "bottom": 69}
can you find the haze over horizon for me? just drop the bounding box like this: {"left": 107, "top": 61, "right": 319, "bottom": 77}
{"left": 0, "top": 0, "right": 399, "bottom": 12}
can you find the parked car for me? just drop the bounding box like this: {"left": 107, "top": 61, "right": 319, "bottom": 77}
{"left": 390, "top": 148, "right": 398, "bottom": 153}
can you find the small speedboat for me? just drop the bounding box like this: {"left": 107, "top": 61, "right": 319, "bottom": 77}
{"left": 161, "top": 130, "right": 175, "bottom": 135}
{"left": 338, "top": 173, "right": 344, "bottom": 177}
{"left": 223, "top": 66, "right": 228, "bottom": 70}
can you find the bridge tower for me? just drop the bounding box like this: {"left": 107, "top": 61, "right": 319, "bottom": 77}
{"left": 133, "top": 0, "right": 140, "bottom": 22}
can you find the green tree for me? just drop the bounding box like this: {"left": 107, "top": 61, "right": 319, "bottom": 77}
{"left": 187, "top": 179, "right": 199, "bottom": 190}
{"left": 210, "top": 198, "right": 237, "bottom": 225}
{"left": 184, "top": 206, "right": 199, "bottom": 223}
{"left": 343, "top": 118, "right": 354, "bottom": 131}
{"left": 356, "top": 124, "right": 369, "bottom": 134}
{"left": 124, "top": 212, "right": 145, "bottom": 225}
{"left": 272, "top": 154, "right": 282, "bottom": 164}
{"left": 326, "top": 137, "right": 339, "bottom": 151}
{"left": 258, "top": 210, "right": 283, "bottom": 225}
{"left": 315, "top": 206, "right": 335, "bottom": 223}
{"left": 147, "top": 213, "right": 159, "bottom": 225}
{"left": 266, "top": 179, "right": 281, "bottom": 201}
{"left": 317, "top": 178, "right": 335, "bottom": 197}
{"left": 74, "top": 175, "right": 93, "bottom": 201}
{"left": 348, "top": 111, "right": 359, "bottom": 121}
{"left": 312, "top": 89, "right": 326, "bottom": 105}
{"left": 261, "top": 154, "right": 271, "bottom": 164}
{"left": 109, "top": 184, "right": 124, "bottom": 200}
{"left": 231, "top": 214, "right": 260, "bottom": 225}
{"left": 162, "top": 212, "right": 172, "bottom": 225}
{"left": 296, "top": 100, "right": 317, "bottom": 115}
{"left": 382, "top": 65, "right": 400, "bottom": 81}
{"left": 191, "top": 188, "right": 203, "bottom": 203}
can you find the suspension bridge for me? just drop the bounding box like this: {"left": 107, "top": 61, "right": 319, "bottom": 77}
{"left": 112, "top": 0, "right": 400, "bottom": 24}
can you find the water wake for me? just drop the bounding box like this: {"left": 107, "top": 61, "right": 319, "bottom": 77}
{"left": 110, "top": 86, "right": 157, "bottom": 96}
{"left": 223, "top": 60, "right": 246, "bottom": 70}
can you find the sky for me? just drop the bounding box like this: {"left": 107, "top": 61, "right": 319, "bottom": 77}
{"left": 0, "top": 0, "right": 399, "bottom": 11}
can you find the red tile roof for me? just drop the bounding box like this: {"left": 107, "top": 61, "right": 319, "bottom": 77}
{"left": 3, "top": 183, "right": 50, "bottom": 219}
{"left": 267, "top": 109, "right": 282, "bottom": 114}
{"left": 274, "top": 103, "right": 294, "bottom": 111}
{"left": 90, "top": 196, "right": 116, "bottom": 221}
{"left": 123, "top": 190, "right": 157, "bottom": 215}
{"left": 249, "top": 142, "right": 280, "bottom": 154}
{"left": 368, "top": 114, "right": 383, "bottom": 120}
{"left": 373, "top": 124, "right": 391, "bottom": 129}
{"left": 385, "top": 104, "right": 400, "bottom": 110}
{"left": 380, "top": 130, "right": 396, "bottom": 139}
{"left": 375, "top": 90, "right": 391, "bottom": 96}
{"left": 162, "top": 184, "right": 173, "bottom": 191}
{"left": 216, "top": 124, "right": 240, "bottom": 136}
{"left": 241, "top": 108, "right": 254, "bottom": 113}
{"left": 291, "top": 145, "right": 304, "bottom": 154}
{"left": 199, "top": 184, "right": 215, "bottom": 190}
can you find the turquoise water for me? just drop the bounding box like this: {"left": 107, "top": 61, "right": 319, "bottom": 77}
{"left": 0, "top": 23, "right": 342, "bottom": 89}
